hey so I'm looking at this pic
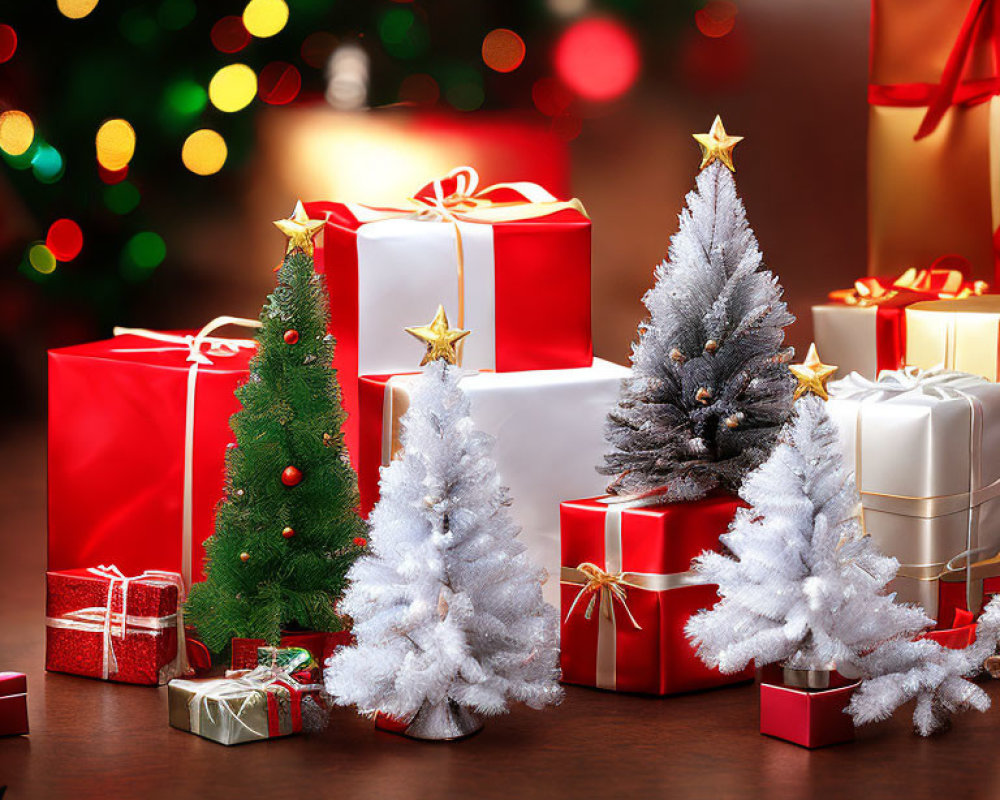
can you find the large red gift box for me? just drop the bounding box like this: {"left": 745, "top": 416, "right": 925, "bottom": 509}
{"left": 47, "top": 320, "right": 258, "bottom": 587}
{"left": 45, "top": 567, "right": 190, "bottom": 685}
{"left": 0, "top": 672, "right": 28, "bottom": 736}
{"left": 560, "top": 494, "right": 755, "bottom": 695}
{"left": 304, "top": 166, "right": 592, "bottom": 465}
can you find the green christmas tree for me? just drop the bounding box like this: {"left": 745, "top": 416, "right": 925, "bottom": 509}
{"left": 186, "top": 202, "right": 366, "bottom": 653}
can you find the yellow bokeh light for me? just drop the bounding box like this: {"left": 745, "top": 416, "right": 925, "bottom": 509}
{"left": 0, "top": 110, "right": 34, "bottom": 156}
{"left": 57, "top": 0, "right": 100, "bottom": 19}
{"left": 29, "top": 243, "right": 57, "bottom": 274}
{"left": 95, "top": 118, "right": 136, "bottom": 171}
{"left": 209, "top": 64, "right": 257, "bottom": 113}
{"left": 243, "top": 0, "right": 289, "bottom": 39}
{"left": 182, "top": 129, "right": 228, "bottom": 176}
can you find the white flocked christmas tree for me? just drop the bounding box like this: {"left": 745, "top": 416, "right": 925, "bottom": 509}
{"left": 685, "top": 394, "right": 931, "bottom": 673}
{"left": 686, "top": 388, "right": 1000, "bottom": 736}
{"left": 325, "top": 307, "right": 562, "bottom": 740}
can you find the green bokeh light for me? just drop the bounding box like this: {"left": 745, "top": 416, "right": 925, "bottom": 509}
{"left": 443, "top": 66, "right": 485, "bottom": 111}
{"left": 378, "top": 7, "right": 428, "bottom": 59}
{"left": 31, "top": 143, "right": 64, "bottom": 183}
{"left": 120, "top": 8, "right": 159, "bottom": 46}
{"left": 28, "top": 243, "right": 57, "bottom": 274}
{"left": 3, "top": 141, "right": 37, "bottom": 170}
{"left": 104, "top": 181, "right": 141, "bottom": 215}
{"left": 157, "top": 0, "right": 197, "bottom": 30}
{"left": 121, "top": 231, "right": 166, "bottom": 280}
{"left": 165, "top": 80, "right": 208, "bottom": 117}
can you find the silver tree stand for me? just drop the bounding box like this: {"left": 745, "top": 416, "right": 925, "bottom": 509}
{"left": 403, "top": 699, "right": 483, "bottom": 741}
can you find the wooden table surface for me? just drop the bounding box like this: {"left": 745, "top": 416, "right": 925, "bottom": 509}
{"left": 3, "top": 424, "right": 1000, "bottom": 799}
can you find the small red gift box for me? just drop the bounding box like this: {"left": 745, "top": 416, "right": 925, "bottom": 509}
{"left": 231, "top": 631, "right": 354, "bottom": 671}
{"left": 304, "top": 166, "right": 592, "bottom": 466}
{"left": 47, "top": 319, "right": 259, "bottom": 587}
{"left": 759, "top": 676, "right": 858, "bottom": 749}
{"left": 45, "top": 566, "right": 190, "bottom": 685}
{"left": 559, "top": 493, "right": 754, "bottom": 695}
{"left": 0, "top": 672, "right": 28, "bottom": 736}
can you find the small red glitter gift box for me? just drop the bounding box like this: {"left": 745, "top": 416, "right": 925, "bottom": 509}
{"left": 0, "top": 672, "right": 28, "bottom": 736}
{"left": 45, "top": 566, "right": 190, "bottom": 685}
{"left": 231, "top": 631, "right": 354, "bottom": 672}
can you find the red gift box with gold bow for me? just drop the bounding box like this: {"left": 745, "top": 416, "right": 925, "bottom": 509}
{"left": 812, "top": 260, "right": 988, "bottom": 378}
{"left": 45, "top": 566, "right": 190, "bottom": 685}
{"left": 304, "top": 166, "right": 592, "bottom": 468}
{"left": 868, "top": 0, "right": 1000, "bottom": 282}
{"left": 559, "top": 494, "right": 754, "bottom": 695}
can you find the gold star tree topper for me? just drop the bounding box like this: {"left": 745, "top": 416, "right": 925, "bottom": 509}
{"left": 692, "top": 115, "right": 744, "bottom": 172}
{"left": 790, "top": 343, "right": 838, "bottom": 401}
{"left": 405, "top": 305, "right": 471, "bottom": 366}
{"left": 273, "top": 201, "right": 325, "bottom": 256}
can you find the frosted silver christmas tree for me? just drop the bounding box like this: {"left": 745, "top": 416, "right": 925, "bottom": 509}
{"left": 600, "top": 117, "right": 795, "bottom": 501}
{"left": 325, "top": 307, "right": 562, "bottom": 740}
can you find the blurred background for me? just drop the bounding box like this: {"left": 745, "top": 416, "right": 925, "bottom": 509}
{"left": 0, "top": 0, "right": 868, "bottom": 429}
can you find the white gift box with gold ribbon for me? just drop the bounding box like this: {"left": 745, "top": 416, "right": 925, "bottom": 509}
{"left": 906, "top": 296, "right": 1000, "bottom": 381}
{"left": 827, "top": 368, "right": 1000, "bottom": 620}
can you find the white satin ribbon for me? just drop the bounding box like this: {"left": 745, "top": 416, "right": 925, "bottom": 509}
{"left": 112, "top": 316, "right": 261, "bottom": 587}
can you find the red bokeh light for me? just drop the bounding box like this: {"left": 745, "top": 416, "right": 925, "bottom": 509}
{"left": 46, "top": 219, "right": 83, "bottom": 262}
{"left": 0, "top": 25, "right": 17, "bottom": 64}
{"left": 399, "top": 73, "right": 440, "bottom": 106}
{"left": 258, "top": 62, "right": 301, "bottom": 105}
{"left": 695, "top": 1, "right": 738, "bottom": 38}
{"left": 532, "top": 77, "right": 573, "bottom": 117}
{"left": 301, "top": 31, "right": 337, "bottom": 69}
{"left": 211, "top": 16, "right": 250, "bottom": 54}
{"left": 482, "top": 28, "right": 526, "bottom": 73}
{"left": 98, "top": 164, "right": 129, "bottom": 184}
{"left": 554, "top": 17, "right": 640, "bottom": 101}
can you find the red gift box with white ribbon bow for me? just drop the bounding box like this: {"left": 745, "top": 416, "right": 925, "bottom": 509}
{"left": 45, "top": 566, "right": 191, "bottom": 685}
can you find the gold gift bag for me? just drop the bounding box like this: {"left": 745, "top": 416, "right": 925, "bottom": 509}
{"left": 868, "top": 0, "right": 1000, "bottom": 282}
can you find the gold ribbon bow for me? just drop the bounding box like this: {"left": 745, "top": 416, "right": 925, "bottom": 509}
{"left": 830, "top": 267, "right": 988, "bottom": 307}
{"left": 562, "top": 562, "right": 643, "bottom": 631}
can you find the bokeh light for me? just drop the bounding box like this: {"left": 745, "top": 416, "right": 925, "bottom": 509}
{"left": 122, "top": 231, "right": 166, "bottom": 281}
{"left": 551, "top": 112, "right": 583, "bottom": 141}
{"left": 181, "top": 129, "right": 227, "bottom": 175}
{"left": 326, "top": 42, "right": 369, "bottom": 109}
{"left": 0, "top": 111, "right": 34, "bottom": 156}
{"left": 258, "top": 62, "right": 301, "bottom": 105}
{"left": 165, "top": 80, "right": 208, "bottom": 118}
{"left": 695, "top": 1, "right": 738, "bottom": 38}
{"left": 301, "top": 31, "right": 337, "bottom": 68}
{"left": 120, "top": 8, "right": 158, "bottom": 45}
{"left": 399, "top": 73, "right": 439, "bottom": 105}
{"left": 46, "top": 219, "right": 84, "bottom": 261}
{"left": 57, "top": 0, "right": 100, "bottom": 19}
{"left": 95, "top": 119, "right": 136, "bottom": 172}
{"left": 104, "top": 180, "right": 141, "bottom": 214}
{"left": 98, "top": 164, "right": 128, "bottom": 184}
{"left": 32, "top": 144, "right": 64, "bottom": 183}
{"left": 211, "top": 16, "right": 250, "bottom": 53}
{"left": 547, "top": 0, "right": 589, "bottom": 16}
{"left": 482, "top": 28, "right": 526, "bottom": 73}
{"left": 378, "top": 7, "right": 429, "bottom": 59}
{"left": 242, "top": 0, "right": 288, "bottom": 39}
{"left": 157, "top": 0, "right": 196, "bottom": 30}
{"left": 0, "top": 25, "right": 17, "bottom": 64}
{"left": 444, "top": 68, "right": 485, "bottom": 111}
{"left": 28, "top": 243, "right": 57, "bottom": 274}
{"left": 554, "top": 17, "right": 640, "bottom": 101}
{"left": 209, "top": 64, "right": 257, "bottom": 112}
{"left": 532, "top": 77, "right": 574, "bottom": 117}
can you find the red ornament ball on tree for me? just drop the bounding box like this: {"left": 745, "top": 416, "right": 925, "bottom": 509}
{"left": 239, "top": 551, "right": 250, "bottom": 562}
{"left": 353, "top": 537, "right": 367, "bottom": 548}
{"left": 282, "top": 526, "right": 295, "bottom": 539}
{"left": 283, "top": 329, "right": 299, "bottom": 345}
{"left": 281, "top": 465, "right": 303, "bottom": 486}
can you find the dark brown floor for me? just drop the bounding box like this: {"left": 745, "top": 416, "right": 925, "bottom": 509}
{"left": 3, "top": 425, "right": 1000, "bottom": 799}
